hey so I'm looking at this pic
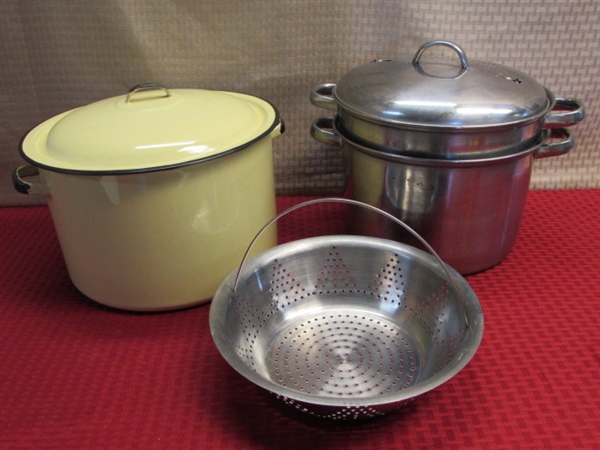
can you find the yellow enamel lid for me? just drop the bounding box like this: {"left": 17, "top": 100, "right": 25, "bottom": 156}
{"left": 21, "top": 84, "right": 281, "bottom": 174}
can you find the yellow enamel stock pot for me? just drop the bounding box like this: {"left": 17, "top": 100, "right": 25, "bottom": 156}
{"left": 13, "top": 84, "right": 283, "bottom": 311}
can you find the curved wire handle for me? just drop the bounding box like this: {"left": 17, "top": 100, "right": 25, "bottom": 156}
{"left": 412, "top": 40, "right": 469, "bottom": 69}
{"left": 233, "top": 197, "right": 469, "bottom": 328}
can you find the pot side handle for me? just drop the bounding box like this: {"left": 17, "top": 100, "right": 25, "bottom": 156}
{"left": 12, "top": 165, "right": 50, "bottom": 195}
{"left": 310, "top": 117, "right": 342, "bottom": 147}
{"left": 309, "top": 83, "right": 338, "bottom": 112}
{"left": 543, "top": 98, "right": 585, "bottom": 129}
{"left": 535, "top": 128, "right": 574, "bottom": 159}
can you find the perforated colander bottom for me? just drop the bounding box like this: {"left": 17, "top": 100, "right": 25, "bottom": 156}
{"left": 268, "top": 309, "right": 420, "bottom": 398}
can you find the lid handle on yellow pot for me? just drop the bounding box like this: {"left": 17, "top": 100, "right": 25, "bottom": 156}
{"left": 126, "top": 83, "right": 172, "bottom": 103}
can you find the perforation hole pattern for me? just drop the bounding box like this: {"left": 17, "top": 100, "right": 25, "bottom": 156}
{"left": 270, "top": 312, "right": 419, "bottom": 398}
{"left": 230, "top": 243, "right": 466, "bottom": 419}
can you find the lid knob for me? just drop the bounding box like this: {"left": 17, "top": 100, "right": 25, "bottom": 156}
{"left": 412, "top": 40, "right": 469, "bottom": 70}
{"left": 126, "top": 83, "right": 172, "bottom": 103}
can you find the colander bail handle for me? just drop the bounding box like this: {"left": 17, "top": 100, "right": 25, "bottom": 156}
{"left": 234, "top": 197, "right": 469, "bottom": 328}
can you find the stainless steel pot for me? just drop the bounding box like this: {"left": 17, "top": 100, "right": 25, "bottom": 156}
{"left": 311, "top": 115, "right": 577, "bottom": 275}
{"left": 310, "top": 41, "right": 585, "bottom": 160}
{"left": 309, "top": 40, "right": 585, "bottom": 274}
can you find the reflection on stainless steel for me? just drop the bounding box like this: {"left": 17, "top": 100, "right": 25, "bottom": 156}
{"left": 348, "top": 137, "right": 535, "bottom": 274}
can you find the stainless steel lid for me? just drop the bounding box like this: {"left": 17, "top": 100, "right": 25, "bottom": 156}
{"left": 333, "top": 41, "right": 552, "bottom": 130}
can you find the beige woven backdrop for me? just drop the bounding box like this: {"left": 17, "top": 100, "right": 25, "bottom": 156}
{"left": 1, "top": 0, "right": 598, "bottom": 206}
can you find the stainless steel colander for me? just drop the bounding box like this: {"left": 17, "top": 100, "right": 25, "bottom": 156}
{"left": 209, "top": 198, "right": 484, "bottom": 420}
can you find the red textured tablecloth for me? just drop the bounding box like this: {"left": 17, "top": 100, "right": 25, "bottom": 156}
{"left": 1, "top": 190, "right": 599, "bottom": 449}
